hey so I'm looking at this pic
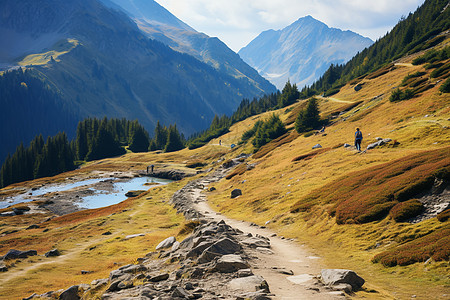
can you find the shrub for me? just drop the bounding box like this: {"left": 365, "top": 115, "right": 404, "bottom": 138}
{"left": 439, "top": 77, "right": 450, "bottom": 93}
{"left": 252, "top": 114, "right": 287, "bottom": 151}
{"left": 225, "top": 163, "right": 248, "bottom": 180}
{"left": 295, "top": 97, "right": 322, "bottom": 133}
{"left": 390, "top": 199, "right": 424, "bottom": 222}
{"left": 400, "top": 72, "right": 426, "bottom": 86}
{"left": 186, "top": 161, "right": 207, "bottom": 168}
{"left": 372, "top": 228, "right": 450, "bottom": 267}
{"left": 389, "top": 88, "right": 416, "bottom": 102}
{"left": 290, "top": 147, "right": 450, "bottom": 224}
{"left": 436, "top": 208, "right": 450, "bottom": 222}
{"left": 430, "top": 62, "right": 450, "bottom": 78}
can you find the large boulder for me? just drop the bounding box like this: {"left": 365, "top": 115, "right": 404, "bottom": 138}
{"left": 231, "top": 189, "right": 242, "bottom": 199}
{"left": 45, "top": 249, "right": 60, "bottom": 257}
{"left": 320, "top": 269, "right": 365, "bottom": 291}
{"left": 59, "top": 285, "right": 80, "bottom": 300}
{"left": 228, "top": 275, "right": 270, "bottom": 293}
{"left": 197, "top": 237, "right": 242, "bottom": 263}
{"left": 212, "top": 254, "right": 250, "bottom": 273}
{"left": 241, "top": 236, "right": 270, "bottom": 248}
{"left": 156, "top": 236, "right": 176, "bottom": 250}
{"left": 3, "top": 249, "right": 37, "bottom": 260}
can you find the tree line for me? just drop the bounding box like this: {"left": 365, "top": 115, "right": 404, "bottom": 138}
{"left": 0, "top": 117, "right": 185, "bottom": 188}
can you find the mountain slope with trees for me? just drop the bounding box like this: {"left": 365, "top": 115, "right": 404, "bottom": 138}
{"left": 0, "top": 0, "right": 276, "bottom": 163}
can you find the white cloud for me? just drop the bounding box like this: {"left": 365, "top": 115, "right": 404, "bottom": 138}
{"left": 155, "top": 0, "right": 425, "bottom": 51}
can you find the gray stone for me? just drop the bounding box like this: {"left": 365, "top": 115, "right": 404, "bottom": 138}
{"left": 3, "top": 249, "right": 37, "bottom": 260}
{"left": 58, "top": 285, "right": 80, "bottom": 300}
{"left": 172, "top": 287, "right": 191, "bottom": 298}
{"left": 124, "top": 233, "right": 145, "bottom": 240}
{"left": 321, "top": 269, "right": 365, "bottom": 291}
{"left": 0, "top": 262, "right": 7, "bottom": 272}
{"left": 231, "top": 189, "right": 242, "bottom": 198}
{"left": 156, "top": 236, "right": 176, "bottom": 250}
{"left": 45, "top": 249, "right": 60, "bottom": 257}
{"left": 312, "top": 144, "right": 322, "bottom": 149}
{"left": 229, "top": 275, "right": 270, "bottom": 293}
{"left": 237, "top": 269, "right": 253, "bottom": 277}
{"left": 241, "top": 237, "right": 270, "bottom": 248}
{"left": 197, "top": 238, "right": 241, "bottom": 263}
{"left": 344, "top": 143, "right": 352, "bottom": 148}
{"left": 212, "top": 254, "right": 250, "bottom": 273}
{"left": 147, "top": 273, "right": 169, "bottom": 282}
{"left": 171, "top": 241, "right": 180, "bottom": 252}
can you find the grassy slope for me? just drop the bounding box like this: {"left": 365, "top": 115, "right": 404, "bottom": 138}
{"left": 0, "top": 146, "right": 231, "bottom": 299}
{"left": 206, "top": 45, "right": 450, "bottom": 299}
{"left": 0, "top": 41, "right": 448, "bottom": 299}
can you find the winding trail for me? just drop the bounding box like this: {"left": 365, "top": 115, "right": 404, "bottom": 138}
{"left": 187, "top": 172, "right": 343, "bottom": 300}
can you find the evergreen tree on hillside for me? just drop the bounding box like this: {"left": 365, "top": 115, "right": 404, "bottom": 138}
{"left": 295, "top": 98, "right": 322, "bottom": 133}
{"left": 164, "top": 124, "right": 184, "bottom": 152}
{"left": 86, "top": 119, "right": 125, "bottom": 161}
{"left": 129, "top": 123, "right": 150, "bottom": 152}
{"left": 278, "top": 80, "right": 300, "bottom": 108}
{"left": 252, "top": 114, "right": 287, "bottom": 150}
{"left": 149, "top": 121, "right": 168, "bottom": 151}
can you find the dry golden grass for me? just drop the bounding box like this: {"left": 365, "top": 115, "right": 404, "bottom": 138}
{"left": 206, "top": 51, "right": 450, "bottom": 299}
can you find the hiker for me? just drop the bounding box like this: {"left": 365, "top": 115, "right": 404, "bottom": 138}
{"left": 354, "top": 128, "right": 363, "bottom": 151}
{"left": 219, "top": 140, "right": 222, "bottom": 146}
{"left": 147, "top": 164, "right": 154, "bottom": 174}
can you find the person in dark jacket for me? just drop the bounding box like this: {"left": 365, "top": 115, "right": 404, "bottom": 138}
{"left": 355, "top": 128, "right": 363, "bottom": 151}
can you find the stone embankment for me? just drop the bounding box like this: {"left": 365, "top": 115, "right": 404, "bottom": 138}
{"left": 23, "top": 157, "right": 364, "bottom": 299}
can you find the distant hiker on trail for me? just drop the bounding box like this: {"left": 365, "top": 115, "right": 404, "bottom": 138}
{"left": 147, "top": 164, "right": 154, "bottom": 174}
{"left": 355, "top": 128, "right": 363, "bottom": 151}
{"left": 219, "top": 140, "right": 222, "bottom": 146}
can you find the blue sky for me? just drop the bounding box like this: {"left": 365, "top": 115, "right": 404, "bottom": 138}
{"left": 156, "top": 0, "right": 426, "bottom": 52}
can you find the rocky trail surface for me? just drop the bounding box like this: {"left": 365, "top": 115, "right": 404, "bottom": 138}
{"left": 23, "top": 160, "right": 365, "bottom": 299}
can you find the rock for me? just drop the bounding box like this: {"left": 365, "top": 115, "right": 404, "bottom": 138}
{"left": 59, "top": 285, "right": 80, "bottom": 300}
{"left": 0, "top": 262, "right": 7, "bottom": 272}
{"left": 172, "top": 287, "right": 191, "bottom": 298}
{"left": 3, "top": 249, "right": 37, "bottom": 260}
{"left": 125, "top": 190, "right": 146, "bottom": 197}
{"left": 81, "top": 270, "right": 94, "bottom": 275}
{"left": 312, "top": 144, "right": 322, "bottom": 149}
{"left": 212, "top": 254, "right": 250, "bottom": 273}
{"left": 209, "top": 187, "right": 216, "bottom": 192}
{"left": 237, "top": 269, "right": 253, "bottom": 278}
{"left": 109, "top": 264, "right": 147, "bottom": 280}
{"left": 147, "top": 273, "right": 169, "bottom": 282}
{"left": 125, "top": 233, "right": 145, "bottom": 240}
{"left": 241, "top": 237, "right": 270, "bottom": 248}
{"left": 197, "top": 237, "right": 242, "bottom": 263}
{"left": 344, "top": 143, "right": 352, "bottom": 148}
{"left": 229, "top": 275, "right": 270, "bottom": 293}
{"left": 231, "top": 189, "right": 242, "bottom": 198}
{"left": 366, "top": 138, "right": 392, "bottom": 150}
{"left": 26, "top": 224, "right": 40, "bottom": 230}
{"left": 321, "top": 269, "right": 365, "bottom": 291}
{"left": 331, "top": 283, "right": 353, "bottom": 293}
{"left": 45, "top": 249, "right": 60, "bottom": 257}
{"left": 171, "top": 241, "right": 180, "bottom": 252}
{"left": 156, "top": 236, "right": 176, "bottom": 250}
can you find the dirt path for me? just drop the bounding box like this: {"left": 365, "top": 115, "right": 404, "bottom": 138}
{"left": 316, "top": 95, "right": 353, "bottom": 104}
{"left": 190, "top": 175, "right": 343, "bottom": 300}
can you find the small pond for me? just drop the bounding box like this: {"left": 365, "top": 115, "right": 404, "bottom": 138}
{"left": 78, "top": 177, "right": 172, "bottom": 209}
{"left": 0, "top": 176, "right": 172, "bottom": 210}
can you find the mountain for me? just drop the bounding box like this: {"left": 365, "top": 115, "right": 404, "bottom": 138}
{"left": 238, "top": 16, "right": 373, "bottom": 89}
{"left": 309, "top": 0, "right": 450, "bottom": 94}
{"left": 100, "top": 0, "right": 275, "bottom": 97}
{"left": 0, "top": 0, "right": 275, "bottom": 162}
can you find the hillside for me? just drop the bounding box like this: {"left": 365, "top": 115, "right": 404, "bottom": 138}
{"left": 238, "top": 16, "right": 373, "bottom": 89}
{"left": 101, "top": 0, "right": 275, "bottom": 97}
{"left": 0, "top": 33, "right": 448, "bottom": 299}
{"left": 0, "top": 0, "right": 275, "bottom": 162}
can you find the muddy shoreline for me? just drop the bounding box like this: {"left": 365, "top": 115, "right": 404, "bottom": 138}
{"left": 0, "top": 169, "right": 184, "bottom": 216}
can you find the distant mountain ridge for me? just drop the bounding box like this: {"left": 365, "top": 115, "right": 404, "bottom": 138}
{"left": 102, "top": 0, "right": 275, "bottom": 95}
{"left": 238, "top": 16, "right": 373, "bottom": 89}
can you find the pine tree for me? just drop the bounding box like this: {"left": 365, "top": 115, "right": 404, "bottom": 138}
{"left": 295, "top": 97, "right": 322, "bottom": 133}
{"left": 129, "top": 125, "right": 150, "bottom": 152}
{"left": 164, "top": 124, "right": 184, "bottom": 152}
